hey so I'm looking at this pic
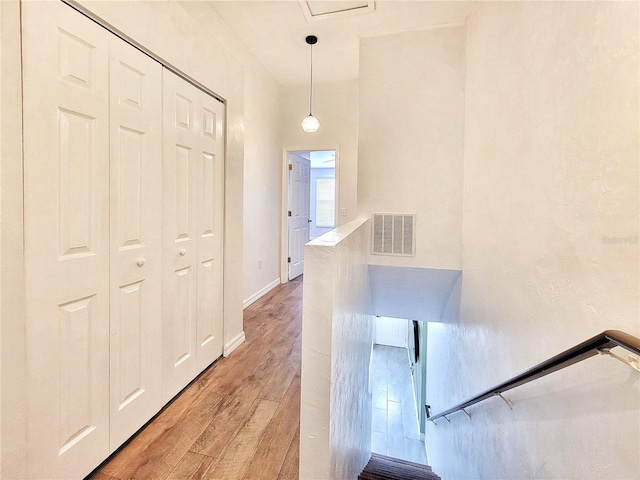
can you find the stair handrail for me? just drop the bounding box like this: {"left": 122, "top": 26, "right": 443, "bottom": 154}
{"left": 427, "top": 329, "right": 640, "bottom": 422}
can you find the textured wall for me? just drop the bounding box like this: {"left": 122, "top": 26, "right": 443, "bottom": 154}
{"left": 300, "top": 219, "right": 373, "bottom": 480}
{"left": 427, "top": 2, "right": 640, "bottom": 478}
{"left": 358, "top": 26, "right": 466, "bottom": 270}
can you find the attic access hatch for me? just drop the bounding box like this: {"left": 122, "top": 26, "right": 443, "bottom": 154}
{"left": 299, "top": 1, "right": 375, "bottom": 22}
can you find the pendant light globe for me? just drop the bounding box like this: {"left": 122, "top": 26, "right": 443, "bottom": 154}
{"left": 301, "top": 114, "right": 320, "bottom": 133}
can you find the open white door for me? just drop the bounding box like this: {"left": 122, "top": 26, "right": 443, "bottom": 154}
{"left": 288, "top": 154, "right": 311, "bottom": 280}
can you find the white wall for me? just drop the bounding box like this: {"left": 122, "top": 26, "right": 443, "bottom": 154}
{"left": 300, "top": 219, "right": 373, "bottom": 480}
{"left": 358, "top": 26, "right": 466, "bottom": 270}
{"left": 374, "top": 317, "right": 408, "bottom": 348}
{"left": 241, "top": 59, "right": 283, "bottom": 305}
{"left": 282, "top": 80, "right": 359, "bottom": 226}
{"left": 427, "top": 2, "right": 639, "bottom": 479}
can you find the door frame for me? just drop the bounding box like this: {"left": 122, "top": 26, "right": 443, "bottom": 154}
{"left": 280, "top": 145, "right": 340, "bottom": 283}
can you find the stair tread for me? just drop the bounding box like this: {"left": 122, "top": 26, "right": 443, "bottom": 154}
{"left": 359, "top": 454, "right": 441, "bottom": 480}
{"left": 371, "top": 453, "right": 433, "bottom": 470}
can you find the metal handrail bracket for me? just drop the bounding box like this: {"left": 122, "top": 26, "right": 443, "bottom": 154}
{"left": 427, "top": 330, "right": 640, "bottom": 422}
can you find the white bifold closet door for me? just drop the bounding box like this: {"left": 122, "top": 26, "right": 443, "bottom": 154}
{"left": 162, "top": 70, "right": 224, "bottom": 404}
{"left": 108, "top": 35, "right": 163, "bottom": 450}
{"left": 22, "top": 1, "right": 163, "bottom": 477}
{"left": 22, "top": 1, "right": 224, "bottom": 477}
{"left": 22, "top": 2, "right": 111, "bottom": 478}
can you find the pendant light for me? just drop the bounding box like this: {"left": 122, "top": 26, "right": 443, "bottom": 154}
{"left": 301, "top": 35, "right": 320, "bottom": 133}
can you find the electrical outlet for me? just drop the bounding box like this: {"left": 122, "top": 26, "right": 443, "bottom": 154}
{"left": 341, "top": 207, "right": 347, "bottom": 217}
{"left": 258, "top": 259, "right": 263, "bottom": 269}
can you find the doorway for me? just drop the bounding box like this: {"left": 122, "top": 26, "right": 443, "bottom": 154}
{"left": 283, "top": 148, "right": 338, "bottom": 281}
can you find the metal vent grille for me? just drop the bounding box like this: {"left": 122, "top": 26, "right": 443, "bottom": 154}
{"left": 371, "top": 213, "right": 415, "bottom": 257}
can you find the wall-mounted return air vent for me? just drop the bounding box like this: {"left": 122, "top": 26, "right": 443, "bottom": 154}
{"left": 371, "top": 213, "right": 416, "bottom": 257}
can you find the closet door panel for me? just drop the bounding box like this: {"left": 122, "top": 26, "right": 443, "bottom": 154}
{"left": 22, "top": 2, "right": 110, "bottom": 478}
{"left": 109, "top": 35, "right": 163, "bottom": 451}
{"left": 162, "top": 69, "right": 199, "bottom": 403}
{"left": 196, "top": 96, "right": 225, "bottom": 372}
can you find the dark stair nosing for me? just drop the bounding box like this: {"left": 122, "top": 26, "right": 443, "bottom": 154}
{"left": 358, "top": 453, "right": 441, "bottom": 480}
{"left": 370, "top": 453, "right": 433, "bottom": 470}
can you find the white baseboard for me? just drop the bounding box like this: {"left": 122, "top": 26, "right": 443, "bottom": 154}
{"left": 242, "top": 277, "right": 280, "bottom": 309}
{"left": 224, "top": 331, "right": 245, "bottom": 357}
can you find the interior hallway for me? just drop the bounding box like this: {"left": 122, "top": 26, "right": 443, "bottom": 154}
{"left": 88, "top": 277, "right": 303, "bottom": 480}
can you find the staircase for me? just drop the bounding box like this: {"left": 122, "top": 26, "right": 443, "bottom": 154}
{"left": 358, "top": 453, "right": 441, "bottom": 480}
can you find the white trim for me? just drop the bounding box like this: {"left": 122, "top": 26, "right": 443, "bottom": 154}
{"left": 282, "top": 145, "right": 340, "bottom": 283}
{"left": 223, "top": 331, "right": 246, "bottom": 357}
{"left": 243, "top": 278, "right": 280, "bottom": 309}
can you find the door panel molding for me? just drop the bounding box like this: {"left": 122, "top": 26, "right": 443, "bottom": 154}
{"left": 22, "top": 3, "right": 111, "bottom": 477}
{"left": 162, "top": 69, "right": 224, "bottom": 403}
{"left": 22, "top": 3, "right": 225, "bottom": 477}
{"left": 108, "top": 33, "right": 163, "bottom": 453}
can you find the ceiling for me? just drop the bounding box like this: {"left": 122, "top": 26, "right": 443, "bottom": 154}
{"left": 368, "top": 266, "right": 461, "bottom": 322}
{"left": 204, "top": 1, "right": 475, "bottom": 86}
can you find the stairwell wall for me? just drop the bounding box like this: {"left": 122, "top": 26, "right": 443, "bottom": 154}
{"left": 427, "top": 2, "right": 639, "bottom": 478}
{"left": 358, "top": 25, "right": 466, "bottom": 271}
{"left": 300, "top": 219, "right": 374, "bottom": 480}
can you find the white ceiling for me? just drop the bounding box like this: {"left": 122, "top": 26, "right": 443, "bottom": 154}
{"left": 368, "top": 266, "right": 461, "bottom": 322}
{"left": 204, "top": 1, "right": 475, "bottom": 86}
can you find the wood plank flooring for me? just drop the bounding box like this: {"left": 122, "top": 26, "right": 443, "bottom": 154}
{"left": 88, "top": 277, "right": 303, "bottom": 480}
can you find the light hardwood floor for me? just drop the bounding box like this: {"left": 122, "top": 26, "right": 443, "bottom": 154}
{"left": 88, "top": 277, "right": 303, "bottom": 480}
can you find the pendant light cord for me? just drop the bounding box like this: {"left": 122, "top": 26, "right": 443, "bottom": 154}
{"left": 309, "top": 42, "right": 314, "bottom": 116}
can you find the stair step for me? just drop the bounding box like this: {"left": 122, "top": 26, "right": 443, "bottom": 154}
{"left": 358, "top": 453, "right": 441, "bottom": 480}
